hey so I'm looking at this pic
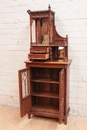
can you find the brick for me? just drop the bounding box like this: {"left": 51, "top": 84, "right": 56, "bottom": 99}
{"left": 82, "top": 76, "right": 87, "bottom": 82}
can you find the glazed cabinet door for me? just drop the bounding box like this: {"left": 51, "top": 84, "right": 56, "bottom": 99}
{"left": 18, "top": 68, "right": 30, "bottom": 117}
{"left": 59, "top": 69, "right": 65, "bottom": 124}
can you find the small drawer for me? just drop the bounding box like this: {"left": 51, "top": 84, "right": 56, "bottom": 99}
{"left": 28, "top": 53, "right": 49, "bottom": 60}
{"left": 30, "top": 47, "right": 49, "bottom": 54}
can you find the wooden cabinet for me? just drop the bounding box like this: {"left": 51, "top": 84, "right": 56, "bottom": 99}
{"left": 18, "top": 60, "right": 72, "bottom": 124}
{"left": 18, "top": 5, "right": 72, "bottom": 124}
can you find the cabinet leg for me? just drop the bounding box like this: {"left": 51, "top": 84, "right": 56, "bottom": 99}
{"left": 59, "top": 118, "right": 62, "bottom": 124}
{"left": 64, "top": 116, "right": 67, "bottom": 125}
{"left": 28, "top": 113, "right": 31, "bottom": 119}
{"left": 64, "top": 107, "right": 70, "bottom": 124}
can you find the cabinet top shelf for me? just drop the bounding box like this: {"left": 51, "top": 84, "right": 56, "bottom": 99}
{"left": 24, "top": 59, "right": 72, "bottom": 65}
{"left": 27, "top": 5, "right": 55, "bottom": 16}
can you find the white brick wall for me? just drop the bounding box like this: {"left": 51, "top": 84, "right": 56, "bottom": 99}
{"left": 0, "top": 0, "right": 87, "bottom": 116}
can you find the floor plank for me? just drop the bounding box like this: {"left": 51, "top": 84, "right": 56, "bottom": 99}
{"left": 0, "top": 105, "right": 87, "bottom": 130}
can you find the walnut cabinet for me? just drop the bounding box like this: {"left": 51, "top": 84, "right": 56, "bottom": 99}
{"left": 18, "top": 5, "right": 72, "bottom": 125}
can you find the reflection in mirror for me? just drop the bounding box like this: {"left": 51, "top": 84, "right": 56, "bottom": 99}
{"left": 58, "top": 47, "right": 64, "bottom": 59}
{"left": 32, "top": 20, "right": 36, "bottom": 43}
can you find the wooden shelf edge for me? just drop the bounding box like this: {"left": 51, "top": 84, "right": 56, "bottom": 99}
{"left": 31, "top": 78, "right": 59, "bottom": 84}
{"left": 31, "top": 92, "right": 59, "bottom": 98}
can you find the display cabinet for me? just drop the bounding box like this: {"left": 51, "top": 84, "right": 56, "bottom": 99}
{"left": 18, "top": 5, "right": 72, "bottom": 124}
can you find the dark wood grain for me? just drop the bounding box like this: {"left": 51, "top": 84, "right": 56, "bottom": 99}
{"left": 18, "top": 5, "right": 72, "bottom": 125}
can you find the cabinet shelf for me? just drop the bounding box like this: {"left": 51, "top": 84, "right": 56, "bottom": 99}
{"left": 31, "top": 104, "right": 59, "bottom": 114}
{"left": 31, "top": 92, "right": 59, "bottom": 98}
{"left": 31, "top": 78, "right": 59, "bottom": 84}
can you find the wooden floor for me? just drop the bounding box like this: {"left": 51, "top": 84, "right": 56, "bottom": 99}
{"left": 0, "top": 105, "right": 87, "bottom": 130}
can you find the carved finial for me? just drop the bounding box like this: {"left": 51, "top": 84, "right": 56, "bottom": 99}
{"left": 27, "top": 10, "right": 31, "bottom": 14}
{"left": 48, "top": 4, "right": 51, "bottom": 10}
